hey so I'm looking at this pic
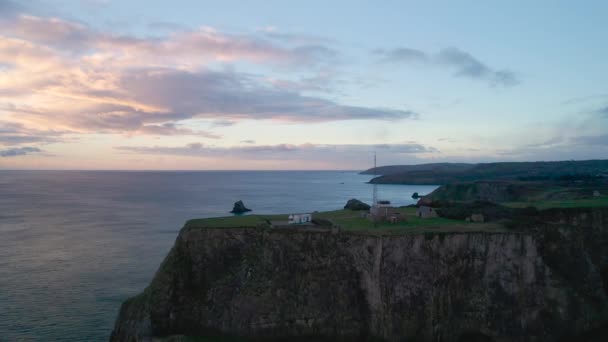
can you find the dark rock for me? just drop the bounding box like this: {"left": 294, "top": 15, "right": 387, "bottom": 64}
{"left": 230, "top": 200, "right": 251, "bottom": 214}
{"left": 344, "top": 198, "right": 371, "bottom": 211}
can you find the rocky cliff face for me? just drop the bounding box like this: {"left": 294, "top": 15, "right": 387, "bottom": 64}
{"left": 111, "top": 208, "right": 608, "bottom": 341}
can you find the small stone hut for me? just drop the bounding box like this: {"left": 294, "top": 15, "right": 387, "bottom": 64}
{"left": 417, "top": 206, "right": 438, "bottom": 219}
{"left": 470, "top": 213, "right": 485, "bottom": 223}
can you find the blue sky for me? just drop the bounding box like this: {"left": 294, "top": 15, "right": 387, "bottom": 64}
{"left": 0, "top": 0, "right": 607, "bottom": 169}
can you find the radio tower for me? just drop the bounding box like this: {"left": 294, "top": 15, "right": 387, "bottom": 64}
{"left": 372, "top": 152, "right": 378, "bottom": 206}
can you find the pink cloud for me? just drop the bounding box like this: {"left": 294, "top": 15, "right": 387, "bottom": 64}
{"left": 0, "top": 14, "right": 336, "bottom": 67}
{"left": 0, "top": 15, "right": 92, "bottom": 48}
{"left": 0, "top": 13, "right": 414, "bottom": 151}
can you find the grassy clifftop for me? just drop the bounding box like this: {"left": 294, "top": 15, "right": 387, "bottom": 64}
{"left": 184, "top": 194, "right": 608, "bottom": 235}
{"left": 184, "top": 208, "right": 506, "bottom": 235}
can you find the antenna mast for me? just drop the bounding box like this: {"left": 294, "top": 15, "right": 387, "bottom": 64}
{"left": 372, "top": 152, "right": 378, "bottom": 206}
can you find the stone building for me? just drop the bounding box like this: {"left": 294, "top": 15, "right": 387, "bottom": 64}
{"left": 417, "top": 206, "right": 438, "bottom": 219}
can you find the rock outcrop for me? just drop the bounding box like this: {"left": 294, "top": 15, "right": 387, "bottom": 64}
{"left": 344, "top": 198, "right": 371, "bottom": 211}
{"left": 230, "top": 200, "right": 252, "bottom": 214}
{"left": 111, "top": 208, "right": 608, "bottom": 342}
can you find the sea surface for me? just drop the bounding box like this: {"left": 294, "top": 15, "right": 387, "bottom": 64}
{"left": 0, "top": 171, "right": 437, "bottom": 341}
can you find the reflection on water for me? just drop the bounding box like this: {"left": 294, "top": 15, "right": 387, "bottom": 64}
{"left": 0, "top": 170, "right": 437, "bottom": 341}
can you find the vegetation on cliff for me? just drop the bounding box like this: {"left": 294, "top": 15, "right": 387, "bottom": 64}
{"left": 360, "top": 163, "right": 473, "bottom": 176}
{"left": 423, "top": 180, "right": 608, "bottom": 209}
{"left": 364, "top": 160, "right": 608, "bottom": 185}
{"left": 182, "top": 208, "right": 505, "bottom": 235}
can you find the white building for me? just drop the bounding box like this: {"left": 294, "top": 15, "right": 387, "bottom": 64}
{"left": 288, "top": 213, "right": 312, "bottom": 224}
{"left": 370, "top": 200, "right": 391, "bottom": 217}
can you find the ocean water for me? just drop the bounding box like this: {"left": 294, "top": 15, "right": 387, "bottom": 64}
{"left": 0, "top": 171, "right": 437, "bottom": 341}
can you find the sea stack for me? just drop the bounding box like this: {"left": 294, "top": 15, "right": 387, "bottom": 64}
{"left": 230, "top": 200, "right": 252, "bottom": 214}
{"left": 344, "top": 198, "right": 371, "bottom": 211}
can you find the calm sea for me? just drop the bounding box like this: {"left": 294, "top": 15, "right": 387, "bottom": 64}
{"left": 0, "top": 171, "right": 437, "bottom": 341}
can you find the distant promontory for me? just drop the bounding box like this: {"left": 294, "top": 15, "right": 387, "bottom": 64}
{"left": 362, "top": 159, "right": 608, "bottom": 185}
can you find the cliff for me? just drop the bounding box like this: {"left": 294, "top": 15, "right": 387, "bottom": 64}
{"left": 111, "top": 208, "right": 608, "bottom": 341}
{"left": 365, "top": 160, "right": 608, "bottom": 185}
{"left": 360, "top": 163, "right": 474, "bottom": 176}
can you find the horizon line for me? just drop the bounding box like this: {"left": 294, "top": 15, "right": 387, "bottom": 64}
{"left": 0, "top": 169, "right": 365, "bottom": 172}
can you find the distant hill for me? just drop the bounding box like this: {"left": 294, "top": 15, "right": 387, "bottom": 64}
{"left": 360, "top": 163, "right": 474, "bottom": 175}
{"left": 363, "top": 160, "right": 608, "bottom": 185}
{"left": 425, "top": 180, "right": 608, "bottom": 203}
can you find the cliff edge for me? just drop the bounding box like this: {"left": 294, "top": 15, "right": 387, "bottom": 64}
{"left": 111, "top": 208, "right": 608, "bottom": 341}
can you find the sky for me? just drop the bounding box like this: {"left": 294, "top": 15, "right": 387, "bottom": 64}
{"left": 0, "top": 0, "right": 607, "bottom": 170}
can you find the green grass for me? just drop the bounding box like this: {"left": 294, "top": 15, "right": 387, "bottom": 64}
{"left": 505, "top": 196, "right": 608, "bottom": 209}
{"left": 183, "top": 208, "right": 507, "bottom": 234}
{"left": 159, "top": 336, "right": 249, "bottom": 342}
{"left": 315, "top": 208, "right": 505, "bottom": 234}
{"left": 529, "top": 186, "right": 571, "bottom": 200}
{"left": 185, "top": 214, "right": 286, "bottom": 229}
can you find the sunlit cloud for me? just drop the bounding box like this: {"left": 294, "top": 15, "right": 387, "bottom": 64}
{"left": 0, "top": 14, "right": 338, "bottom": 67}
{"left": 1, "top": 63, "right": 416, "bottom": 136}
{"left": 0, "top": 12, "right": 414, "bottom": 153}
{"left": 0, "top": 15, "right": 92, "bottom": 49}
